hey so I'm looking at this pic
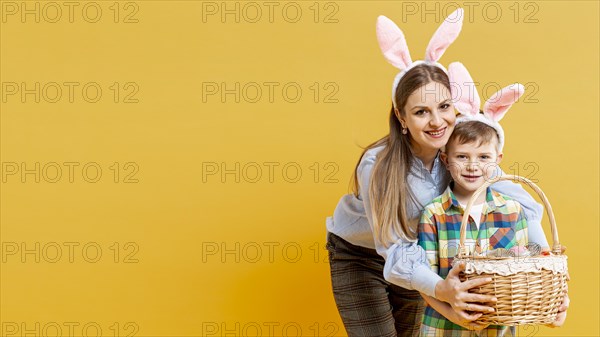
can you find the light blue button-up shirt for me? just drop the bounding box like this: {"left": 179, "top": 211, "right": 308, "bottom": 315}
{"left": 326, "top": 144, "right": 548, "bottom": 298}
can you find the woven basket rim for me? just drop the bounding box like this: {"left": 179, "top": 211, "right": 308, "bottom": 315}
{"left": 457, "top": 175, "right": 563, "bottom": 257}
{"left": 454, "top": 253, "right": 568, "bottom": 261}
{"left": 454, "top": 254, "right": 568, "bottom": 276}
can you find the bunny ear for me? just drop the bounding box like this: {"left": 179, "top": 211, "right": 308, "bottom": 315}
{"left": 448, "top": 62, "right": 480, "bottom": 116}
{"left": 376, "top": 15, "right": 413, "bottom": 70}
{"left": 425, "top": 8, "right": 464, "bottom": 62}
{"left": 483, "top": 83, "right": 525, "bottom": 122}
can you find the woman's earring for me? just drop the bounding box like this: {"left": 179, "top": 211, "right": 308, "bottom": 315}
{"left": 396, "top": 110, "right": 408, "bottom": 134}
{"left": 400, "top": 122, "right": 408, "bottom": 134}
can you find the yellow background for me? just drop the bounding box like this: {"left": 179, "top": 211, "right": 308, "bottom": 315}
{"left": 1, "top": 1, "right": 598, "bottom": 336}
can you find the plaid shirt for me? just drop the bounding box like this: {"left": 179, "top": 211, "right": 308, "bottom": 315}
{"left": 417, "top": 185, "right": 528, "bottom": 337}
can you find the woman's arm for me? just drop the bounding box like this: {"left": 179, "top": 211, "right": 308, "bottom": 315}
{"left": 358, "top": 155, "right": 441, "bottom": 295}
{"left": 433, "top": 262, "right": 497, "bottom": 312}
{"left": 490, "top": 168, "right": 549, "bottom": 248}
{"left": 357, "top": 151, "right": 440, "bottom": 295}
{"left": 547, "top": 293, "right": 570, "bottom": 327}
{"left": 357, "top": 155, "right": 496, "bottom": 308}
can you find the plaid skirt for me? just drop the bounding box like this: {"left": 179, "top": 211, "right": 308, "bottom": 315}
{"left": 326, "top": 232, "right": 425, "bottom": 337}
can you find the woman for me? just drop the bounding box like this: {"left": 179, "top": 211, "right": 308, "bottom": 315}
{"left": 325, "top": 12, "right": 568, "bottom": 337}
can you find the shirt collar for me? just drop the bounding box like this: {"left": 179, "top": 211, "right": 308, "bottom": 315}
{"left": 486, "top": 188, "right": 508, "bottom": 211}
{"left": 442, "top": 183, "right": 508, "bottom": 213}
{"left": 412, "top": 150, "right": 443, "bottom": 174}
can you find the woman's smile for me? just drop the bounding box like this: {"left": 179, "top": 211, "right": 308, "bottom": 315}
{"left": 425, "top": 127, "right": 448, "bottom": 138}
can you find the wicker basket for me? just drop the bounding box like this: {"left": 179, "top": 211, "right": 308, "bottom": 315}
{"left": 453, "top": 175, "right": 568, "bottom": 326}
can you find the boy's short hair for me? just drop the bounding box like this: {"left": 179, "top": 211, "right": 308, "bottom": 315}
{"left": 446, "top": 120, "right": 500, "bottom": 152}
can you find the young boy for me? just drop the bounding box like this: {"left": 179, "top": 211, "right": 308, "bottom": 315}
{"left": 417, "top": 120, "right": 528, "bottom": 337}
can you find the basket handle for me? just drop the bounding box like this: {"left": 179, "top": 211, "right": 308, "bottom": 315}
{"left": 457, "top": 175, "right": 561, "bottom": 257}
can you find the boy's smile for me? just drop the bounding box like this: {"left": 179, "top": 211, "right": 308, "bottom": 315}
{"left": 462, "top": 174, "right": 482, "bottom": 183}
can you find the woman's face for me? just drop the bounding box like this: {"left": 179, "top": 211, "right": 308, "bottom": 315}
{"left": 399, "top": 81, "right": 456, "bottom": 152}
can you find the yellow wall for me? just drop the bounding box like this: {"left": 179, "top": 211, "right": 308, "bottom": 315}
{"left": 1, "top": 1, "right": 597, "bottom": 336}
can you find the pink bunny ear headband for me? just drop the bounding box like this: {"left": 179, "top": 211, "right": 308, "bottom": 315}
{"left": 376, "top": 8, "right": 464, "bottom": 110}
{"left": 448, "top": 62, "right": 526, "bottom": 152}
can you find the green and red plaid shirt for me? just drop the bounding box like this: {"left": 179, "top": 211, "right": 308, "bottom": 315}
{"left": 417, "top": 185, "right": 528, "bottom": 337}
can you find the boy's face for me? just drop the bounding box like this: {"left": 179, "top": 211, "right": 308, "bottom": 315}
{"left": 441, "top": 139, "right": 503, "bottom": 194}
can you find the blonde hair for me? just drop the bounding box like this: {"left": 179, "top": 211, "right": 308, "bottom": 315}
{"left": 351, "top": 64, "right": 451, "bottom": 247}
